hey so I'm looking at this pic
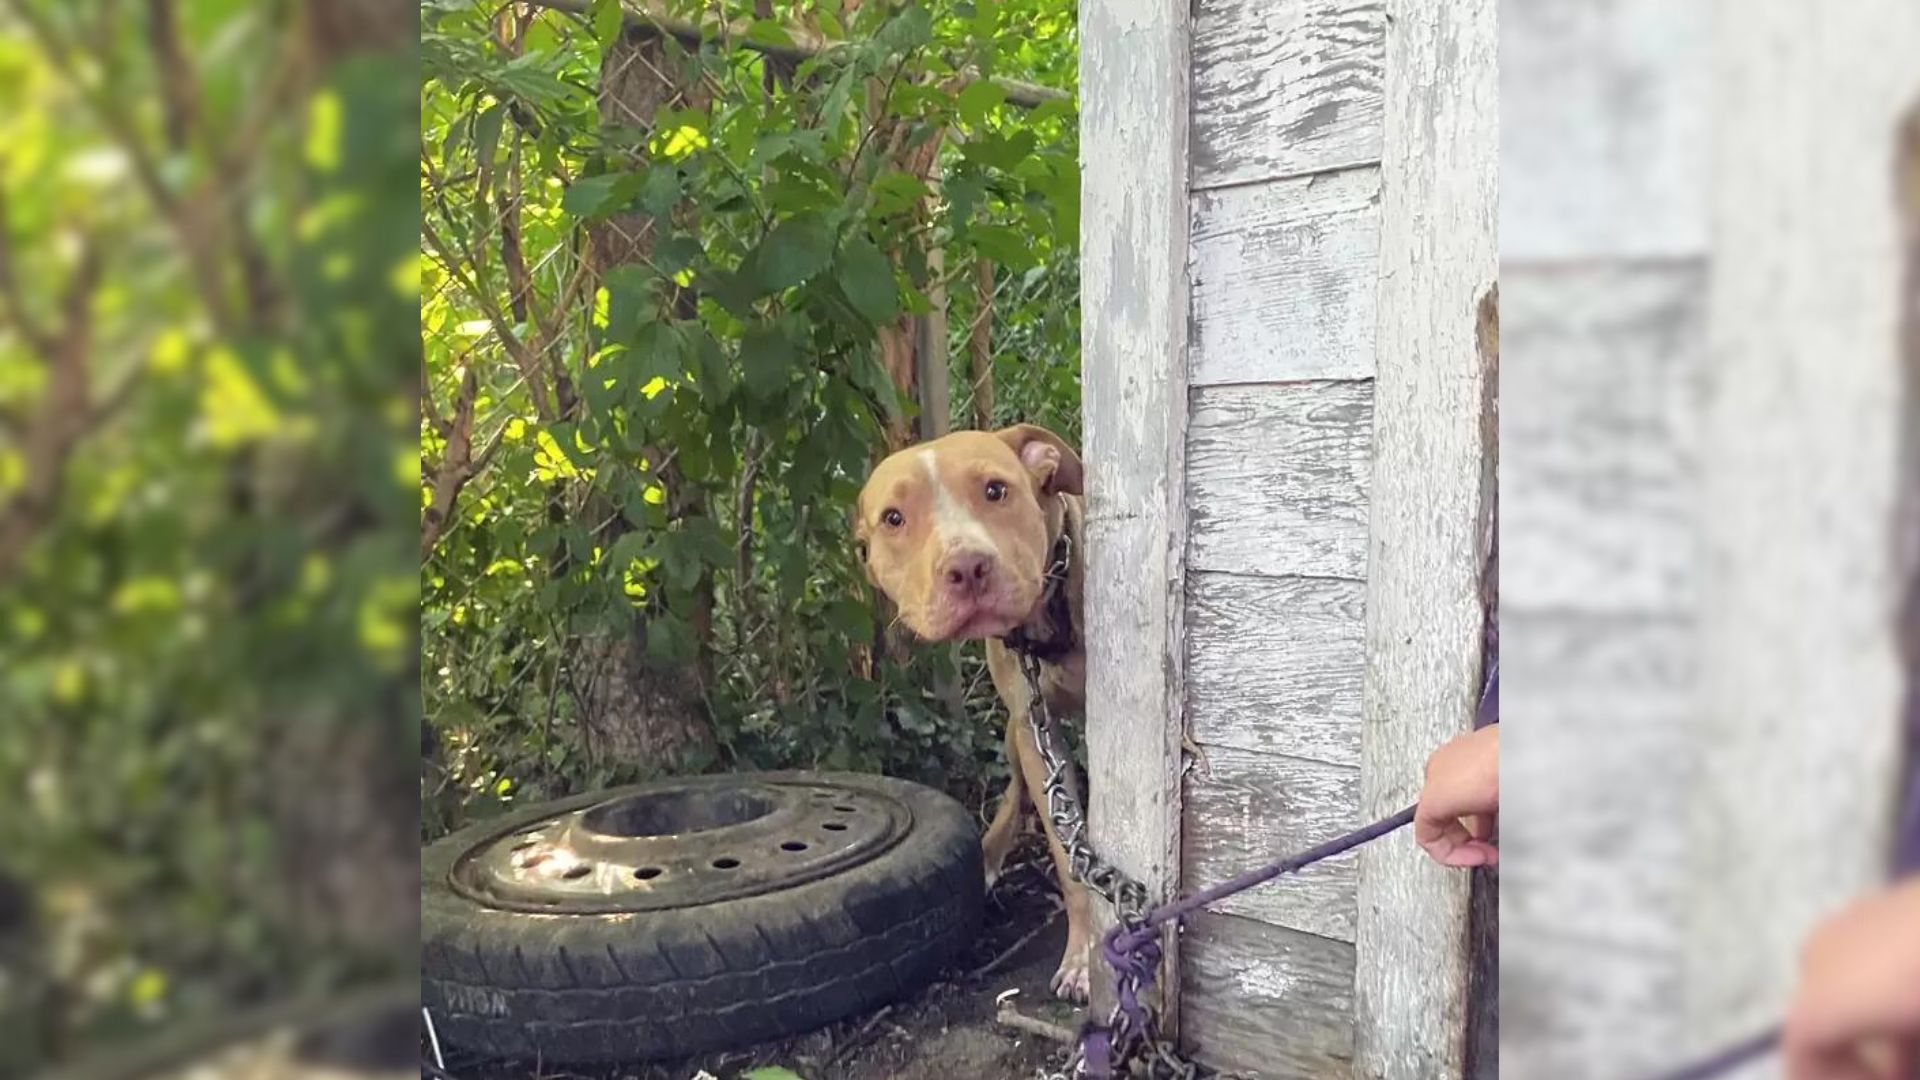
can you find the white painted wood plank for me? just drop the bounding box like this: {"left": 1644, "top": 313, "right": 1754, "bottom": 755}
{"left": 1078, "top": 0, "right": 1191, "bottom": 1028}
{"left": 1501, "top": 926, "right": 1683, "bottom": 1080}
{"left": 1192, "top": 0, "right": 1384, "bottom": 190}
{"left": 1191, "top": 167, "right": 1382, "bottom": 386}
{"left": 1181, "top": 911, "right": 1356, "bottom": 1080}
{"left": 1187, "top": 383, "right": 1372, "bottom": 581}
{"left": 1182, "top": 746, "right": 1361, "bottom": 941}
{"left": 1500, "top": 0, "right": 1711, "bottom": 262}
{"left": 1684, "top": 0, "right": 1920, "bottom": 1055}
{"left": 1186, "top": 572, "right": 1365, "bottom": 767}
{"left": 1501, "top": 611, "right": 1696, "bottom": 966}
{"left": 1500, "top": 263, "right": 1706, "bottom": 615}
{"left": 1353, "top": 0, "right": 1497, "bottom": 1076}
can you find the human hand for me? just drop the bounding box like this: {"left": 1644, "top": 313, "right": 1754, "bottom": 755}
{"left": 1782, "top": 877, "right": 1920, "bottom": 1080}
{"left": 1414, "top": 724, "right": 1499, "bottom": 868}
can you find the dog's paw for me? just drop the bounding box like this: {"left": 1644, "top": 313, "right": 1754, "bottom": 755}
{"left": 1050, "top": 950, "right": 1091, "bottom": 1004}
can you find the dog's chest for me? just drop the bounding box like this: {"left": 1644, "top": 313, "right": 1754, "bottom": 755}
{"left": 1034, "top": 652, "right": 1086, "bottom": 715}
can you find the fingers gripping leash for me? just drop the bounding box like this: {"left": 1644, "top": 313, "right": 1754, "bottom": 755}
{"left": 1008, "top": 651, "right": 1500, "bottom": 1079}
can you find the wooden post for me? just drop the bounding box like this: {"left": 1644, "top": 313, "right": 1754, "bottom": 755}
{"left": 1353, "top": 2, "right": 1497, "bottom": 1078}
{"left": 1079, "top": 0, "right": 1190, "bottom": 1028}
{"left": 1683, "top": 0, "right": 1920, "bottom": 1051}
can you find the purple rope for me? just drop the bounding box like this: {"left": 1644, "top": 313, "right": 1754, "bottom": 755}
{"left": 1081, "top": 806, "right": 1419, "bottom": 1078}
{"left": 1105, "top": 805, "right": 1419, "bottom": 958}
{"left": 1639, "top": 1029, "right": 1780, "bottom": 1080}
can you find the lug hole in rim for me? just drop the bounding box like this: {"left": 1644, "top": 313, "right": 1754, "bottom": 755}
{"left": 832, "top": 805, "right": 857, "bottom": 813}
{"left": 712, "top": 857, "right": 741, "bottom": 870}
{"left": 823, "top": 822, "right": 849, "bottom": 832}
{"left": 561, "top": 864, "right": 592, "bottom": 880}
{"left": 781, "top": 841, "right": 808, "bottom": 852}
{"left": 634, "top": 866, "right": 663, "bottom": 881}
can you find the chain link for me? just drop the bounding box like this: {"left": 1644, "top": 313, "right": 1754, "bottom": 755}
{"left": 1015, "top": 642, "right": 1199, "bottom": 1080}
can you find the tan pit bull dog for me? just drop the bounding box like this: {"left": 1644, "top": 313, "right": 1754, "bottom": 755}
{"left": 854, "top": 423, "right": 1093, "bottom": 1002}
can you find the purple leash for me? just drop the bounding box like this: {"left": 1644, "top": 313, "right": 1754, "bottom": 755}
{"left": 1640, "top": 1029, "right": 1780, "bottom": 1080}
{"left": 1080, "top": 804, "right": 1420, "bottom": 1077}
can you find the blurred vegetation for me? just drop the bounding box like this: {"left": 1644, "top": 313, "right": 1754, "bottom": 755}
{"left": 420, "top": 0, "right": 1082, "bottom": 842}
{"left": 0, "top": 0, "right": 416, "bottom": 1073}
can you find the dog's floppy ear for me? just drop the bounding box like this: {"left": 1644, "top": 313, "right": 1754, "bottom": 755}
{"left": 995, "top": 424, "right": 1083, "bottom": 496}
{"left": 848, "top": 503, "right": 874, "bottom": 579}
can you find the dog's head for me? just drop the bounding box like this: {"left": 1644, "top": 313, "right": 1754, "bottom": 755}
{"left": 854, "top": 424, "right": 1082, "bottom": 642}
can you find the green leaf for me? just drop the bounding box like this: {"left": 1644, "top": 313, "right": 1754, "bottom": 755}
{"left": 646, "top": 614, "right": 693, "bottom": 662}
{"left": 562, "top": 172, "right": 639, "bottom": 219}
{"left": 745, "top": 20, "right": 795, "bottom": 49}
{"left": 957, "top": 81, "right": 1008, "bottom": 127}
{"left": 874, "top": 6, "right": 932, "bottom": 55}
{"left": 946, "top": 172, "right": 986, "bottom": 230}
{"left": 652, "top": 235, "right": 702, "bottom": 275}
{"left": 630, "top": 320, "right": 685, "bottom": 385}
{"left": 605, "top": 532, "right": 651, "bottom": 574}
{"left": 639, "top": 165, "right": 682, "bottom": 216}
{"left": 868, "top": 170, "right": 932, "bottom": 216}
{"left": 745, "top": 1068, "right": 807, "bottom": 1080}
{"left": 472, "top": 102, "right": 505, "bottom": 168}
{"left": 600, "top": 265, "right": 655, "bottom": 344}
{"left": 765, "top": 174, "right": 839, "bottom": 215}
{"left": 960, "top": 129, "right": 1038, "bottom": 171}
{"left": 969, "top": 224, "right": 1039, "bottom": 270}
{"left": 681, "top": 326, "right": 734, "bottom": 403}
{"left": 836, "top": 236, "right": 899, "bottom": 324}
{"left": 739, "top": 322, "right": 796, "bottom": 402}
{"left": 681, "top": 517, "right": 734, "bottom": 566}
{"left": 752, "top": 215, "right": 833, "bottom": 293}
{"left": 591, "top": 0, "right": 625, "bottom": 50}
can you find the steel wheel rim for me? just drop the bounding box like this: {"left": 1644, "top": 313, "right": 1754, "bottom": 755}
{"left": 448, "top": 778, "right": 912, "bottom": 914}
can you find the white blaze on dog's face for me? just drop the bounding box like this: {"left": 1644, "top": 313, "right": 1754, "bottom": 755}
{"left": 855, "top": 425, "right": 1083, "bottom": 642}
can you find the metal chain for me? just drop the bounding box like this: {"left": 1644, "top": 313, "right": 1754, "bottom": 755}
{"left": 1016, "top": 647, "right": 1197, "bottom": 1080}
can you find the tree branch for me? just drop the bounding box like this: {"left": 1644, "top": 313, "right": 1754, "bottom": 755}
{"left": 0, "top": 176, "right": 54, "bottom": 357}
{"left": 522, "top": 0, "right": 1072, "bottom": 108}
{"left": 144, "top": 0, "right": 201, "bottom": 153}
{"left": 969, "top": 256, "right": 995, "bottom": 429}
{"left": 421, "top": 215, "right": 558, "bottom": 421}
{"left": 0, "top": 235, "right": 103, "bottom": 584}
{"left": 420, "top": 364, "right": 482, "bottom": 560}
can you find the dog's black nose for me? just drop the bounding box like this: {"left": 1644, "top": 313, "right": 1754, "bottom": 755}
{"left": 938, "top": 551, "right": 994, "bottom": 596}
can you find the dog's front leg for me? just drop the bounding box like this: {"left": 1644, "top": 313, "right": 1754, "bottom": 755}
{"left": 980, "top": 719, "right": 1030, "bottom": 889}
{"left": 1009, "top": 705, "right": 1093, "bottom": 1004}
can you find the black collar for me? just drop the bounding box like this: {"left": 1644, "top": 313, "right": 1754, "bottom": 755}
{"left": 1000, "top": 524, "right": 1076, "bottom": 664}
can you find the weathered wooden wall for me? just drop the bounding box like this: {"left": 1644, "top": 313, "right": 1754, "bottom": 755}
{"left": 1079, "top": 0, "right": 1191, "bottom": 1034}
{"left": 1086, "top": 3, "right": 1494, "bottom": 1077}
{"left": 1499, "top": 1, "right": 1711, "bottom": 1072}
{"left": 1176, "top": 0, "right": 1385, "bottom": 1073}
{"left": 1501, "top": 0, "right": 1920, "bottom": 1075}
{"left": 1352, "top": 3, "right": 1498, "bottom": 1079}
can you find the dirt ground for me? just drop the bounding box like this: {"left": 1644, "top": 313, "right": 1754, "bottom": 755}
{"left": 436, "top": 844, "right": 1087, "bottom": 1080}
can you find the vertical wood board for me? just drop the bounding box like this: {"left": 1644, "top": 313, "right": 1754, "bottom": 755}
{"left": 1181, "top": 745, "right": 1362, "bottom": 940}
{"left": 1499, "top": 0, "right": 1711, "bottom": 262}
{"left": 1353, "top": 2, "right": 1498, "bottom": 1077}
{"left": 1186, "top": 571, "right": 1366, "bottom": 767}
{"left": 1191, "top": 166, "right": 1382, "bottom": 386}
{"left": 1180, "top": 911, "right": 1358, "bottom": 1080}
{"left": 1192, "top": 0, "right": 1385, "bottom": 190}
{"left": 1186, "top": 382, "right": 1373, "bottom": 581}
{"left": 1500, "top": 264, "right": 1706, "bottom": 615}
{"left": 1078, "top": 0, "right": 1191, "bottom": 1027}
{"left": 1684, "top": 0, "right": 1920, "bottom": 1051}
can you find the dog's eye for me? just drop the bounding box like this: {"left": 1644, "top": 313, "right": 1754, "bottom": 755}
{"left": 984, "top": 480, "right": 1008, "bottom": 502}
{"left": 882, "top": 508, "right": 904, "bottom": 528}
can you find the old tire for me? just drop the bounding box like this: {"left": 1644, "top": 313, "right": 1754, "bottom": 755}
{"left": 420, "top": 771, "right": 982, "bottom": 1065}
